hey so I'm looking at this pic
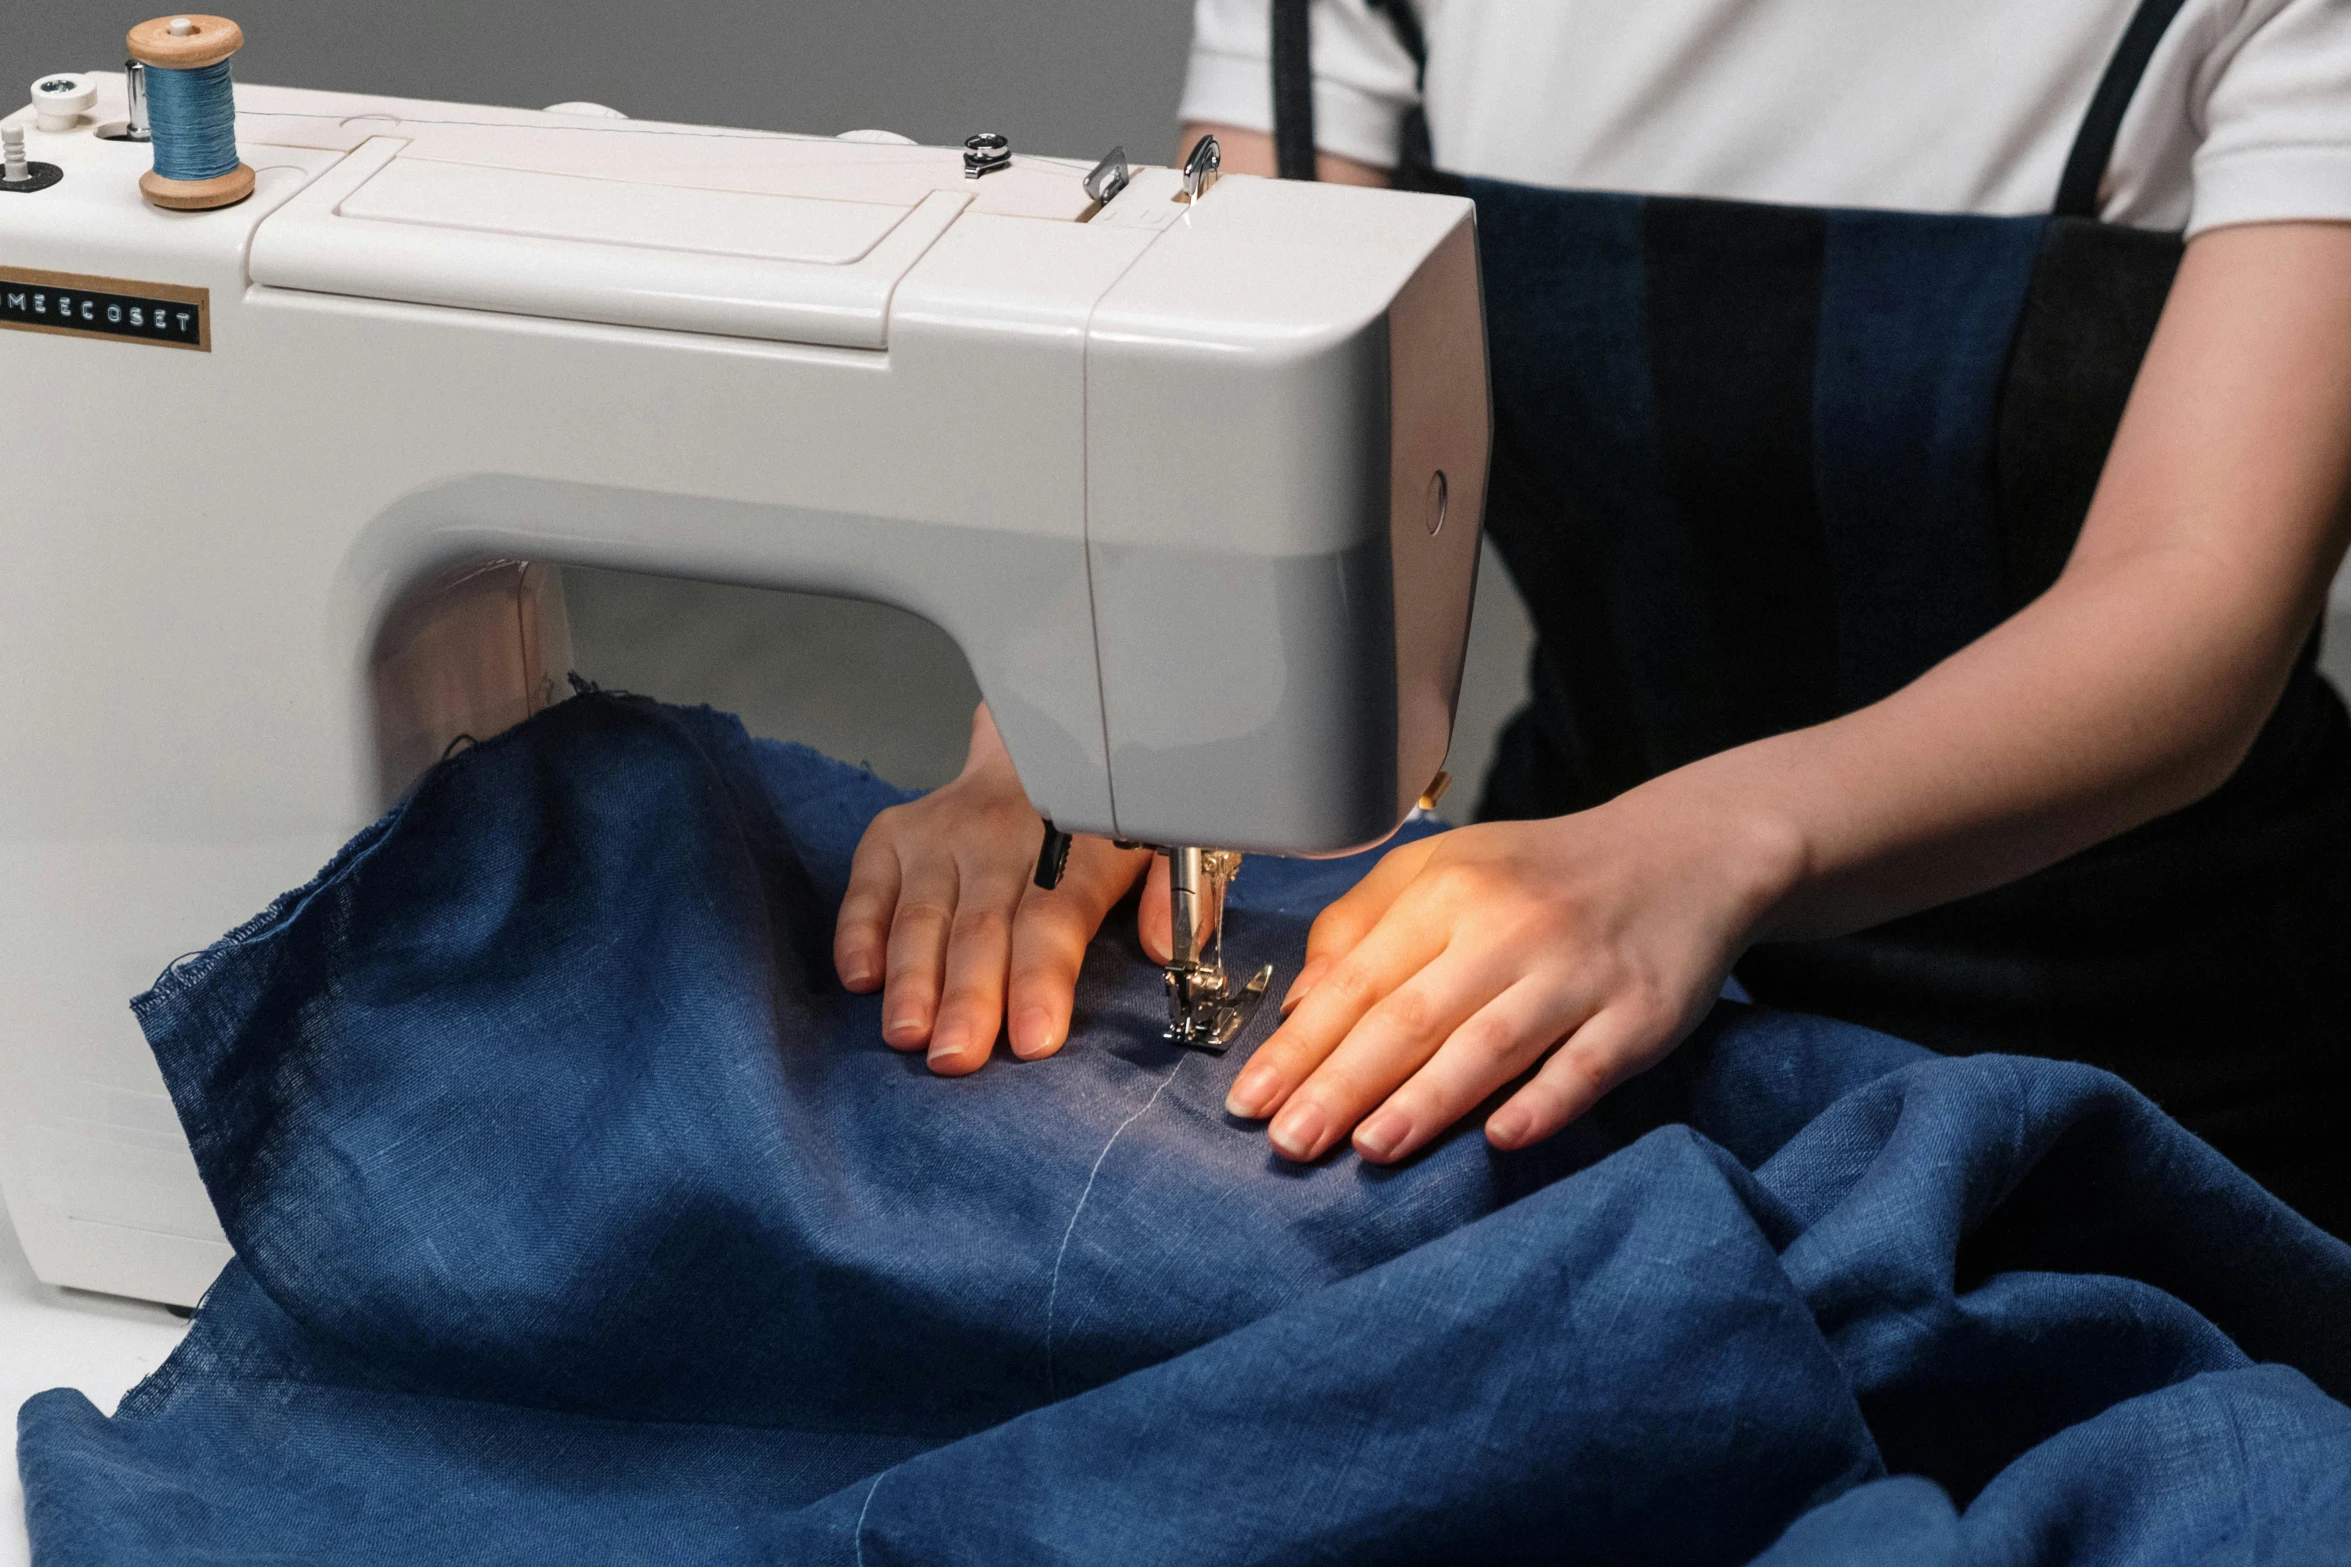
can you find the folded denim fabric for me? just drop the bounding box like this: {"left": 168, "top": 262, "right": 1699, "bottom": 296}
{"left": 19, "top": 693, "right": 2351, "bottom": 1565}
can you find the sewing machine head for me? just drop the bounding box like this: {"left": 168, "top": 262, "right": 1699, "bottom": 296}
{"left": 0, "top": 63, "right": 1487, "bottom": 1301}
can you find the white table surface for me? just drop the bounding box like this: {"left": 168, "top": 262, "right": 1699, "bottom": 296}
{"left": 0, "top": 1211, "right": 190, "bottom": 1567}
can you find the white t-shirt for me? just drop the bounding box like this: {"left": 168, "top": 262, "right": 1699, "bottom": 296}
{"left": 1180, "top": 0, "right": 2351, "bottom": 235}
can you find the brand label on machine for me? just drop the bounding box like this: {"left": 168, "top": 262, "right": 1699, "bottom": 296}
{"left": 0, "top": 266, "right": 208, "bottom": 351}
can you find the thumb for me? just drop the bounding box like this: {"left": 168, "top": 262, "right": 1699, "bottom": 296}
{"left": 1136, "top": 852, "right": 1223, "bottom": 966}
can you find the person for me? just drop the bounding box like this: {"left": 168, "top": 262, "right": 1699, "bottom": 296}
{"left": 835, "top": 0, "right": 2351, "bottom": 1237}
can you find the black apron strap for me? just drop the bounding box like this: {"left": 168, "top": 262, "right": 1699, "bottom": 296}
{"left": 1367, "top": 0, "right": 1426, "bottom": 67}
{"left": 1270, "top": 0, "right": 1435, "bottom": 186}
{"left": 2053, "top": 0, "right": 2195, "bottom": 217}
{"left": 1272, "top": 0, "right": 1318, "bottom": 180}
{"left": 1368, "top": 0, "right": 1436, "bottom": 188}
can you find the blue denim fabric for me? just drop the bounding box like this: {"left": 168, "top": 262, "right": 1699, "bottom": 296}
{"left": 20, "top": 694, "right": 2351, "bottom": 1564}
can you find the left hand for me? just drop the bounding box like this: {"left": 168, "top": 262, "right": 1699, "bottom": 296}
{"left": 1223, "top": 787, "right": 1801, "bottom": 1164}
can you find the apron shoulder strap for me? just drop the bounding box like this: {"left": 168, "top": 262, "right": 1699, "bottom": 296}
{"left": 1269, "top": 0, "right": 1432, "bottom": 183}
{"left": 2053, "top": 0, "right": 2194, "bottom": 218}
{"left": 1368, "top": 0, "right": 1428, "bottom": 71}
{"left": 1272, "top": 0, "right": 1318, "bottom": 180}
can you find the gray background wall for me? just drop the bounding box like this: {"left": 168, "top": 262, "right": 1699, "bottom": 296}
{"left": 7, "top": 0, "right": 1201, "bottom": 165}
{"left": 5, "top": 0, "right": 1540, "bottom": 799}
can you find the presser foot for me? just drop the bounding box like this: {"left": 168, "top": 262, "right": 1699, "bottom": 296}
{"left": 1158, "top": 845, "right": 1269, "bottom": 1049}
{"left": 1163, "top": 961, "right": 1275, "bottom": 1052}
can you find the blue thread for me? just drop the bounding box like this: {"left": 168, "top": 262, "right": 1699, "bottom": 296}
{"left": 145, "top": 60, "right": 240, "bottom": 182}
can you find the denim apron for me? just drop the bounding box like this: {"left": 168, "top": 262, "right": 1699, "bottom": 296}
{"left": 1274, "top": 0, "right": 2351, "bottom": 1235}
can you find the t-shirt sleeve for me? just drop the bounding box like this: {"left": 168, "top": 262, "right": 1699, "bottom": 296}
{"left": 1178, "top": 0, "right": 1422, "bottom": 169}
{"left": 2187, "top": 0, "right": 2351, "bottom": 233}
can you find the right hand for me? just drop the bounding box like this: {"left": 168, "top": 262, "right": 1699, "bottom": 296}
{"left": 833, "top": 705, "right": 1153, "bottom": 1074}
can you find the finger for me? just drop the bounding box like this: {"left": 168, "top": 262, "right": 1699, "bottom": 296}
{"left": 1485, "top": 1006, "right": 1663, "bottom": 1150}
{"left": 1138, "top": 853, "right": 1172, "bottom": 965}
{"left": 1264, "top": 946, "right": 1513, "bottom": 1163}
{"left": 926, "top": 861, "right": 1029, "bottom": 1075}
{"left": 834, "top": 826, "right": 905, "bottom": 992}
{"left": 1007, "top": 839, "right": 1151, "bottom": 1059}
{"left": 1282, "top": 837, "right": 1439, "bottom": 1011}
{"left": 880, "top": 858, "right": 960, "bottom": 1052}
{"left": 1226, "top": 897, "right": 1451, "bottom": 1125}
{"left": 1351, "top": 976, "right": 1591, "bottom": 1164}
{"left": 1278, "top": 955, "right": 1332, "bottom": 1016}
{"left": 1136, "top": 853, "right": 1225, "bottom": 967}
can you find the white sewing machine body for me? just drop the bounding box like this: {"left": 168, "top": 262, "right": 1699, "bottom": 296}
{"left": 0, "top": 75, "right": 1489, "bottom": 1305}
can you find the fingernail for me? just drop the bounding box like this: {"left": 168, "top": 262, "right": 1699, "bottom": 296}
{"left": 928, "top": 1035, "right": 973, "bottom": 1070}
{"left": 1354, "top": 1109, "right": 1408, "bottom": 1162}
{"left": 841, "top": 960, "right": 874, "bottom": 989}
{"left": 1487, "top": 1106, "right": 1532, "bottom": 1148}
{"left": 1226, "top": 1062, "right": 1280, "bottom": 1119}
{"left": 1269, "top": 1102, "right": 1329, "bottom": 1162}
{"left": 1010, "top": 1007, "right": 1056, "bottom": 1059}
{"left": 1280, "top": 959, "right": 1329, "bottom": 1016}
{"left": 886, "top": 1013, "right": 924, "bottom": 1042}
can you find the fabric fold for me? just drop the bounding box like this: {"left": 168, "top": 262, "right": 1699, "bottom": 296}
{"left": 20, "top": 693, "right": 2351, "bottom": 1566}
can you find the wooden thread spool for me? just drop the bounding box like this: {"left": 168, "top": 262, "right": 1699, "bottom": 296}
{"left": 126, "top": 14, "right": 254, "bottom": 209}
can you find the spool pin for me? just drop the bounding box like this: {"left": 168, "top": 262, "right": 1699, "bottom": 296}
{"left": 126, "top": 14, "right": 253, "bottom": 209}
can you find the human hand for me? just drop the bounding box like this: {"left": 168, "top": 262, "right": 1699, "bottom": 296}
{"left": 834, "top": 705, "right": 1151, "bottom": 1074}
{"left": 1223, "top": 789, "right": 1801, "bottom": 1163}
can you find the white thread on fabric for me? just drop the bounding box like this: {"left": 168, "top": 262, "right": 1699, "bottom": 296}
{"left": 851, "top": 1471, "right": 884, "bottom": 1567}
{"left": 1043, "top": 1056, "right": 1186, "bottom": 1399}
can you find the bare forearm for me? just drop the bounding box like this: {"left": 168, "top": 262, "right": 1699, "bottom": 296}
{"left": 1674, "top": 541, "right": 2322, "bottom": 941}
{"left": 1663, "top": 223, "right": 2351, "bottom": 942}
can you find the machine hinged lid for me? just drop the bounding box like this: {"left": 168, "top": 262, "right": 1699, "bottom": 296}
{"left": 248, "top": 133, "right": 1017, "bottom": 349}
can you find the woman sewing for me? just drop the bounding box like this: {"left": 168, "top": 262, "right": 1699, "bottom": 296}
{"left": 833, "top": 0, "right": 2351, "bottom": 1239}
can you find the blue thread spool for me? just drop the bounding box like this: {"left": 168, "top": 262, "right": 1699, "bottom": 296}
{"left": 125, "top": 14, "right": 254, "bottom": 209}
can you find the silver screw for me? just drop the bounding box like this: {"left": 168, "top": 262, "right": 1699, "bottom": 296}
{"left": 963, "top": 132, "right": 1011, "bottom": 179}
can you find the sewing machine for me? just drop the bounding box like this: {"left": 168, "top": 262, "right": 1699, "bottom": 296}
{"left": 0, "top": 72, "right": 1488, "bottom": 1306}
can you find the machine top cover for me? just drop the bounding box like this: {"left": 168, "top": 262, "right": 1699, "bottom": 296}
{"left": 243, "top": 89, "right": 1102, "bottom": 351}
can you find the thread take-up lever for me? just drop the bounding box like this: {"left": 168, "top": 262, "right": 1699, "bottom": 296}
{"left": 1180, "top": 133, "right": 1221, "bottom": 203}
